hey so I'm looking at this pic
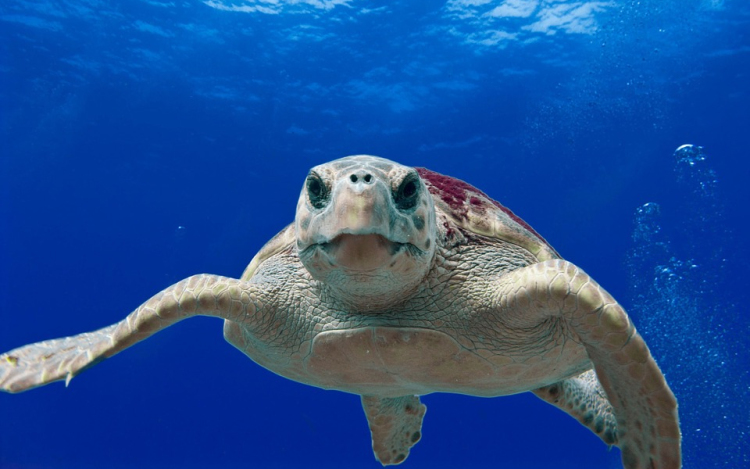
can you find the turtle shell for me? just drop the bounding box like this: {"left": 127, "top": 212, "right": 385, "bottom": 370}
{"left": 415, "top": 167, "right": 560, "bottom": 262}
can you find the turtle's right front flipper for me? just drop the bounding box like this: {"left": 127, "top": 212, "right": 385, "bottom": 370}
{"left": 1, "top": 274, "right": 261, "bottom": 393}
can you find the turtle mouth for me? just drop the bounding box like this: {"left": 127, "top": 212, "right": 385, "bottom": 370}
{"left": 314, "top": 234, "right": 415, "bottom": 271}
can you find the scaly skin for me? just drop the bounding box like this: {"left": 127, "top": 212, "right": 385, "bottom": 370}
{"left": 361, "top": 395, "right": 426, "bottom": 465}
{"left": 494, "top": 260, "right": 680, "bottom": 469}
{"left": 0, "top": 155, "right": 680, "bottom": 468}
{"left": 0, "top": 275, "right": 265, "bottom": 393}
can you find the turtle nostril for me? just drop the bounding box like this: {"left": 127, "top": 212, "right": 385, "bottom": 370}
{"left": 349, "top": 172, "right": 373, "bottom": 184}
{"left": 350, "top": 173, "right": 374, "bottom": 184}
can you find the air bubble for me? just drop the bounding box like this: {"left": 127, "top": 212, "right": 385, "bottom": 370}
{"left": 674, "top": 144, "right": 718, "bottom": 198}
{"left": 674, "top": 144, "right": 706, "bottom": 165}
{"left": 632, "top": 202, "right": 662, "bottom": 243}
{"left": 626, "top": 144, "right": 745, "bottom": 468}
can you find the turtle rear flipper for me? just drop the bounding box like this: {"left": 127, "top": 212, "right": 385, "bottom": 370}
{"left": 361, "top": 395, "right": 426, "bottom": 466}
{"left": 532, "top": 370, "right": 618, "bottom": 446}
{"left": 1, "top": 274, "right": 262, "bottom": 393}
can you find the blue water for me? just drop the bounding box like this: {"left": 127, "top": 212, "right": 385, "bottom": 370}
{"left": 1, "top": 1, "right": 748, "bottom": 468}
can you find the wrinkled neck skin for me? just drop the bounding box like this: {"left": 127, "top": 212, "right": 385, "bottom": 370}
{"left": 306, "top": 241, "right": 437, "bottom": 311}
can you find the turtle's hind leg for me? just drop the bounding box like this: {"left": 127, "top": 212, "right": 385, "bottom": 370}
{"left": 361, "top": 395, "right": 426, "bottom": 466}
{"left": 532, "top": 369, "right": 619, "bottom": 447}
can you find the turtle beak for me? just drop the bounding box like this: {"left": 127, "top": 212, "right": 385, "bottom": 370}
{"left": 314, "top": 181, "right": 406, "bottom": 271}
{"left": 327, "top": 180, "right": 389, "bottom": 237}
{"left": 321, "top": 234, "right": 403, "bottom": 271}
{"left": 303, "top": 170, "right": 398, "bottom": 246}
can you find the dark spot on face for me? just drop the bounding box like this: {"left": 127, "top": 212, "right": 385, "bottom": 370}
{"left": 412, "top": 214, "right": 425, "bottom": 231}
{"left": 299, "top": 215, "right": 310, "bottom": 230}
{"left": 394, "top": 454, "right": 405, "bottom": 464}
{"left": 603, "top": 428, "right": 616, "bottom": 445}
{"left": 306, "top": 172, "right": 329, "bottom": 209}
{"left": 404, "top": 404, "right": 413, "bottom": 412}
{"left": 469, "top": 196, "right": 482, "bottom": 206}
{"left": 583, "top": 411, "right": 593, "bottom": 425}
{"left": 411, "top": 431, "right": 421, "bottom": 443}
{"left": 394, "top": 174, "right": 420, "bottom": 211}
{"left": 547, "top": 385, "right": 559, "bottom": 397}
{"left": 389, "top": 242, "right": 405, "bottom": 256}
{"left": 424, "top": 238, "right": 431, "bottom": 249}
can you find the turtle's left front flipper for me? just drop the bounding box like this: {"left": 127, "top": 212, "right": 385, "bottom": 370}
{"left": 0, "top": 274, "right": 261, "bottom": 393}
{"left": 491, "top": 260, "right": 681, "bottom": 469}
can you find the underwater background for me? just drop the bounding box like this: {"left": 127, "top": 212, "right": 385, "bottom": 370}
{"left": 1, "top": 1, "right": 748, "bottom": 468}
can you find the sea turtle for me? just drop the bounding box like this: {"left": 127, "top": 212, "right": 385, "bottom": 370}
{"left": 0, "top": 155, "right": 680, "bottom": 468}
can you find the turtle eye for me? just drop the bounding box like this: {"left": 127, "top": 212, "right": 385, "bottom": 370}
{"left": 394, "top": 174, "right": 420, "bottom": 211}
{"left": 306, "top": 173, "right": 329, "bottom": 209}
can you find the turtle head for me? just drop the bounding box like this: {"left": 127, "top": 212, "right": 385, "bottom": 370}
{"left": 295, "top": 155, "right": 436, "bottom": 308}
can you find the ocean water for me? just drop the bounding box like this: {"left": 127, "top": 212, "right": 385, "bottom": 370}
{"left": 1, "top": 1, "right": 748, "bottom": 468}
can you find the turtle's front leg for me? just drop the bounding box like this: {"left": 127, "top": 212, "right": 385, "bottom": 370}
{"left": 0, "top": 274, "right": 261, "bottom": 393}
{"left": 491, "top": 260, "right": 680, "bottom": 469}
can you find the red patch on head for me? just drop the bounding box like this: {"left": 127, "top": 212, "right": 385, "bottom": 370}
{"left": 416, "top": 169, "right": 470, "bottom": 217}
{"left": 415, "top": 167, "right": 554, "bottom": 252}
